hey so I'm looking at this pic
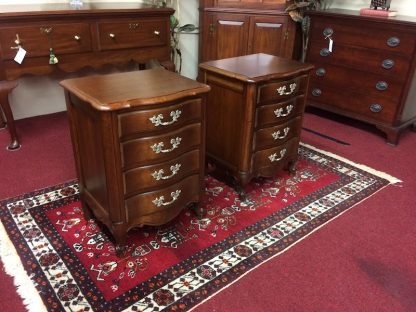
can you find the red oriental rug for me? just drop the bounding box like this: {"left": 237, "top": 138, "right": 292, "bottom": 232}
{"left": 0, "top": 143, "right": 400, "bottom": 312}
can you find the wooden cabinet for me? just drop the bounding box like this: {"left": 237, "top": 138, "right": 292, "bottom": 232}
{"left": 60, "top": 69, "right": 210, "bottom": 253}
{"left": 306, "top": 9, "right": 416, "bottom": 145}
{"left": 199, "top": 0, "right": 297, "bottom": 62}
{"left": 199, "top": 53, "right": 313, "bottom": 199}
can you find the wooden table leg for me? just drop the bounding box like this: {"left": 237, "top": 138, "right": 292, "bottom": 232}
{"left": 0, "top": 80, "right": 20, "bottom": 150}
{"left": 0, "top": 107, "right": 6, "bottom": 129}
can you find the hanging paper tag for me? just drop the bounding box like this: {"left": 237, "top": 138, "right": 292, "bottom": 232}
{"left": 328, "top": 38, "right": 334, "bottom": 53}
{"left": 14, "top": 47, "right": 26, "bottom": 64}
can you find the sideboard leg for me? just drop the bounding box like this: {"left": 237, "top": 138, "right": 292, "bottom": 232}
{"left": 0, "top": 109, "right": 6, "bottom": 129}
{"left": 0, "top": 81, "right": 20, "bottom": 150}
{"left": 189, "top": 202, "right": 205, "bottom": 218}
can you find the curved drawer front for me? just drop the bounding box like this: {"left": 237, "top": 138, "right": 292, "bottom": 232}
{"left": 256, "top": 95, "right": 305, "bottom": 127}
{"left": 123, "top": 149, "right": 200, "bottom": 196}
{"left": 308, "top": 84, "right": 398, "bottom": 124}
{"left": 125, "top": 174, "right": 200, "bottom": 224}
{"left": 310, "top": 19, "right": 416, "bottom": 55}
{"left": 121, "top": 123, "right": 201, "bottom": 168}
{"left": 257, "top": 75, "right": 308, "bottom": 103}
{"left": 254, "top": 116, "right": 302, "bottom": 151}
{"left": 98, "top": 18, "right": 167, "bottom": 51}
{"left": 0, "top": 23, "right": 92, "bottom": 59}
{"left": 307, "top": 41, "right": 411, "bottom": 80}
{"left": 118, "top": 99, "right": 202, "bottom": 138}
{"left": 252, "top": 137, "right": 299, "bottom": 172}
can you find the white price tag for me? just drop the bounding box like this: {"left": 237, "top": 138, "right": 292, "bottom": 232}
{"left": 14, "top": 47, "right": 26, "bottom": 64}
{"left": 328, "top": 38, "right": 334, "bottom": 53}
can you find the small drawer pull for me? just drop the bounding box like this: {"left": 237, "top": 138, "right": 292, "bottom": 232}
{"left": 320, "top": 48, "right": 331, "bottom": 57}
{"left": 151, "top": 164, "right": 181, "bottom": 181}
{"left": 276, "top": 83, "right": 297, "bottom": 96}
{"left": 312, "top": 88, "right": 322, "bottom": 97}
{"left": 323, "top": 27, "right": 334, "bottom": 37}
{"left": 271, "top": 127, "right": 290, "bottom": 140}
{"left": 151, "top": 137, "right": 182, "bottom": 154}
{"left": 370, "top": 103, "right": 383, "bottom": 113}
{"left": 152, "top": 190, "right": 181, "bottom": 207}
{"left": 381, "top": 59, "right": 395, "bottom": 69}
{"left": 387, "top": 37, "right": 400, "bottom": 47}
{"left": 109, "top": 33, "right": 116, "bottom": 39}
{"left": 154, "top": 30, "right": 160, "bottom": 36}
{"left": 316, "top": 68, "right": 326, "bottom": 77}
{"left": 274, "top": 105, "right": 294, "bottom": 118}
{"left": 376, "top": 81, "right": 388, "bottom": 91}
{"left": 149, "top": 110, "right": 182, "bottom": 127}
{"left": 268, "top": 148, "right": 287, "bottom": 163}
{"left": 74, "top": 35, "right": 81, "bottom": 41}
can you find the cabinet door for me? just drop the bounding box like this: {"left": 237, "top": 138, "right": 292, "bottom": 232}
{"left": 248, "top": 15, "right": 290, "bottom": 57}
{"left": 212, "top": 13, "right": 250, "bottom": 60}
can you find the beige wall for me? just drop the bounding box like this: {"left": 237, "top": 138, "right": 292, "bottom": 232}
{"left": 1, "top": 0, "right": 415, "bottom": 119}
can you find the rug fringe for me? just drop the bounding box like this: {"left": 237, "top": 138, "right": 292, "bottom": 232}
{"left": 300, "top": 142, "right": 402, "bottom": 184}
{"left": 0, "top": 221, "right": 47, "bottom": 312}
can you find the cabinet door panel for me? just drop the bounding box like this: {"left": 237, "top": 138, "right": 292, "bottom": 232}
{"left": 249, "top": 15, "right": 287, "bottom": 56}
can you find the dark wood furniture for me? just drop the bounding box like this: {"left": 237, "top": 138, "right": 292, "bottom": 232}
{"left": 306, "top": 9, "right": 416, "bottom": 145}
{"left": 0, "top": 80, "right": 18, "bottom": 149}
{"left": 60, "top": 69, "right": 210, "bottom": 253}
{"left": 199, "top": 53, "right": 313, "bottom": 199}
{"left": 198, "top": 0, "right": 298, "bottom": 63}
{"left": 0, "top": 2, "right": 174, "bottom": 149}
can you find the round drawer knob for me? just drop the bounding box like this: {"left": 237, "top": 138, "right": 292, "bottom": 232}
{"left": 320, "top": 48, "right": 330, "bottom": 57}
{"left": 370, "top": 103, "right": 383, "bottom": 113}
{"left": 316, "top": 68, "right": 326, "bottom": 77}
{"left": 312, "top": 88, "right": 322, "bottom": 97}
{"left": 376, "top": 81, "right": 388, "bottom": 91}
{"left": 387, "top": 37, "right": 400, "bottom": 47}
{"left": 323, "top": 27, "right": 334, "bottom": 37}
{"left": 382, "top": 59, "right": 395, "bottom": 69}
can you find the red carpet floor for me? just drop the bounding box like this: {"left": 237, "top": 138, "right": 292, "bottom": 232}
{"left": 1, "top": 109, "right": 415, "bottom": 311}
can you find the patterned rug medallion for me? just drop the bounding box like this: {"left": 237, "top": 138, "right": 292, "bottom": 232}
{"left": 0, "top": 144, "right": 399, "bottom": 312}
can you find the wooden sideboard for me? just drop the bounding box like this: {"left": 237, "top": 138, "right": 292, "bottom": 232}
{"left": 198, "top": 0, "right": 298, "bottom": 63}
{"left": 306, "top": 9, "right": 416, "bottom": 145}
{"left": 0, "top": 2, "right": 174, "bottom": 149}
{"left": 199, "top": 53, "right": 313, "bottom": 199}
{"left": 60, "top": 68, "right": 210, "bottom": 253}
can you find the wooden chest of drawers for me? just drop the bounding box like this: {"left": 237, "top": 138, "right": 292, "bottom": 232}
{"left": 60, "top": 69, "right": 210, "bottom": 253}
{"left": 199, "top": 53, "right": 313, "bottom": 199}
{"left": 306, "top": 9, "right": 416, "bottom": 145}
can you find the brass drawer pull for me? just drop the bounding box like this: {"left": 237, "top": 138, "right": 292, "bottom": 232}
{"left": 109, "top": 33, "right": 116, "bottom": 39}
{"left": 370, "top": 103, "right": 383, "bottom": 113}
{"left": 323, "top": 27, "right": 334, "bottom": 37}
{"left": 10, "top": 34, "right": 22, "bottom": 49}
{"left": 274, "top": 105, "right": 294, "bottom": 118}
{"left": 74, "top": 35, "right": 81, "bottom": 41}
{"left": 149, "top": 110, "right": 181, "bottom": 126}
{"left": 312, "top": 88, "right": 322, "bottom": 97}
{"left": 316, "top": 68, "right": 326, "bottom": 77}
{"left": 152, "top": 190, "right": 181, "bottom": 207}
{"left": 376, "top": 81, "right": 388, "bottom": 91}
{"left": 276, "top": 83, "right": 297, "bottom": 96}
{"left": 387, "top": 36, "right": 400, "bottom": 47}
{"left": 151, "top": 163, "right": 181, "bottom": 181}
{"left": 271, "top": 127, "right": 290, "bottom": 140}
{"left": 320, "top": 48, "right": 331, "bottom": 57}
{"left": 381, "top": 59, "right": 394, "bottom": 69}
{"left": 154, "top": 30, "right": 160, "bottom": 36}
{"left": 151, "top": 137, "right": 182, "bottom": 154}
{"left": 268, "top": 148, "right": 287, "bottom": 163}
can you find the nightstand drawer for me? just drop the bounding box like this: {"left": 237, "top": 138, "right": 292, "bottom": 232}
{"left": 98, "top": 18, "right": 167, "bottom": 51}
{"left": 121, "top": 123, "right": 201, "bottom": 168}
{"left": 118, "top": 99, "right": 202, "bottom": 138}
{"left": 256, "top": 95, "right": 305, "bottom": 127}
{"left": 257, "top": 75, "right": 307, "bottom": 103}
{"left": 123, "top": 149, "right": 200, "bottom": 196}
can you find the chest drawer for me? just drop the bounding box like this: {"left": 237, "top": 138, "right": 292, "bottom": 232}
{"left": 0, "top": 23, "right": 92, "bottom": 60}
{"left": 98, "top": 18, "right": 167, "bottom": 51}
{"left": 121, "top": 123, "right": 201, "bottom": 168}
{"left": 255, "top": 95, "right": 305, "bottom": 127}
{"left": 118, "top": 99, "right": 202, "bottom": 138}
{"left": 310, "top": 18, "right": 416, "bottom": 55}
{"left": 123, "top": 149, "right": 200, "bottom": 196}
{"left": 253, "top": 116, "right": 302, "bottom": 151}
{"left": 257, "top": 75, "right": 308, "bottom": 103}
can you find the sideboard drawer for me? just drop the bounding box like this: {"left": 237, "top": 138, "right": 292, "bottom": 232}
{"left": 121, "top": 123, "right": 201, "bottom": 168}
{"left": 98, "top": 18, "right": 167, "bottom": 51}
{"left": 257, "top": 75, "right": 307, "bottom": 103}
{"left": 118, "top": 99, "right": 202, "bottom": 138}
{"left": 0, "top": 23, "right": 92, "bottom": 60}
